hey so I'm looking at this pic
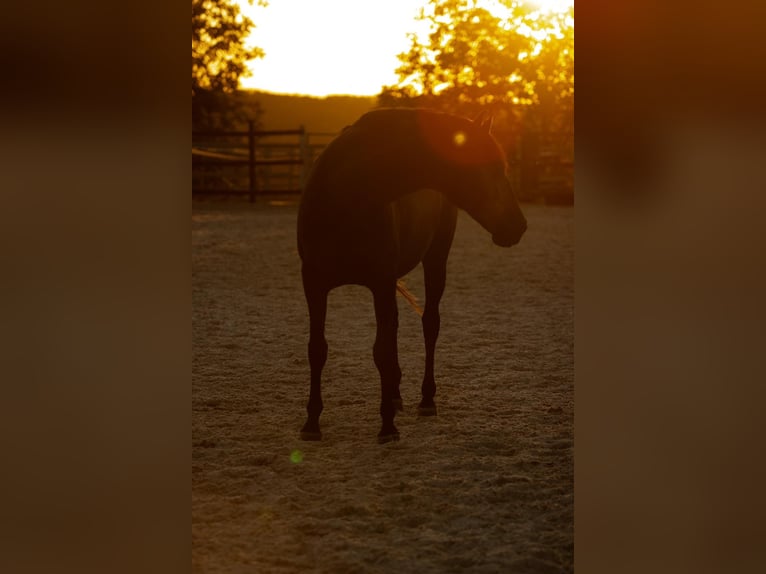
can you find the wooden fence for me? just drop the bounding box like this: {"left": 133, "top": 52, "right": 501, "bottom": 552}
{"left": 192, "top": 121, "right": 333, "bottom": 201}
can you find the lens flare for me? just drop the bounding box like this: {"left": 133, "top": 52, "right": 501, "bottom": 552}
{"left": 453, "top": 131, "right": 467, "bottom": 146}
{"left": 290, "top": 450, "right": 304, "bottom": 463}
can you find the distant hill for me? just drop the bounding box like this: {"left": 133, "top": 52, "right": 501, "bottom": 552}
{"left": 246, "top": 91, "right": 378, "bottom": 135}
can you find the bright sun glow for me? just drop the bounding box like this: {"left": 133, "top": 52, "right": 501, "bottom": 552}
{"left": 528, "top": 0, "right": 573, "bottom": 13}
{"left": 475, "top": 0, "right": 573, "bottom": 16}
{"left": 238, "top": 0, "right": 431, "bottom": 96}
{"left": 237, "top": 0, "right": 572, "bottom": 97}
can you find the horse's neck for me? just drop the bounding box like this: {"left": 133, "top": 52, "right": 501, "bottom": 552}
{"left": 333, "top": 140, "right": 449, "bottom": 206}
{"left": 328, "top": 115, "right": 474, "bottom": 209}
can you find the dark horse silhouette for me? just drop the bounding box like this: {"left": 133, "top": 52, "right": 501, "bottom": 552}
{"left": 297, "top": 108, "right": 527, "bottom": 443}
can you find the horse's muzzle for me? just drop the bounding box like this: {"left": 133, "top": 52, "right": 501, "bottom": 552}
{"left": 492, "top": 233, "right": 519, "bottom": 247}
{"left": 492, "top": 219, "right": 526, "bottom": 247}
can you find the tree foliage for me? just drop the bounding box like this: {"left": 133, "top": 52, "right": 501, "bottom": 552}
{"left": 380, "top": 0, "right": 573, "bottom": 139}
{"left": 192, "top": 0, "right": 265, "bottom": 93}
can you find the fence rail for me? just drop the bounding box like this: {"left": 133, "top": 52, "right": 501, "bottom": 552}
{"left": 192, "top": 121, "right": 326, "bottom": 201}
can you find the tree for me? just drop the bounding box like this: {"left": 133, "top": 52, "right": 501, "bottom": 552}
{"left": 521, "top": 6, "right": 573, "bottom": 140}
{"left": 192, "top": 0, "right": 265, "bottom": 93}
{"left": 380, "top": 0, "right": 573, "bottom": 143}
{"left": 192, "top": 0, "right": 266, "bottom": 129}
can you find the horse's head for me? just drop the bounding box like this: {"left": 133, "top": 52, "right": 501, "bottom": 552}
{"left": 418, "top": 110, "right": 527, "bottom": 247}
{"left": 483, "top": 173, "right": 528, "bottom": 248}
{"left": 470, "top": 116, "right": 527, "bottom": 247}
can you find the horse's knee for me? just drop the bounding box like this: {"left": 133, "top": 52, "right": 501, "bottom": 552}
{"left": 308, "top": 337, "right": 328, "bottom": 368}
{"left": 422, "top": 307, "right": 440, "bottom": 338}
{"left": 373, "top": 341, "right": 401, "bottom": 383}
{"left": 422, "top": 307, "right": 439, "bottom": 326}
{"left": 372, "top": 334, "right": 390, "bottom": 364}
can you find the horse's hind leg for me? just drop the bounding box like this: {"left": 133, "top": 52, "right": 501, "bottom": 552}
{"left": 419, "top": 259, "right": 446, "bottom": 416}
{"left": 300, "top": 269, "right": 328, "bottom": 441}
{"left": 372, "top": 281, "right": 402, "bottom": 443}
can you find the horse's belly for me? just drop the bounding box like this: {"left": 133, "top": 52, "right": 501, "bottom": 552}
{"left": 392, "top": 189, "right": 443, "bottom": 276}
{"left": 298, "top": 188, "right": 444, "bottom": 284}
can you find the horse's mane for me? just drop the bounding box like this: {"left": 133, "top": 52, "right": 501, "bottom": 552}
{"left": 359, "top": 108, "right": 505, "bottom": 168}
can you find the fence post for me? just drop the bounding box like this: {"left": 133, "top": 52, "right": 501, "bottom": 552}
{"left": 298, "top": 125, "right": 309, "bottom": 191}
{"left": 248, "top": 120, "right": 257, "bottom": 203}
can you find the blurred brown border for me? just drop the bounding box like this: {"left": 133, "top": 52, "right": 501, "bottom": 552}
{"left": 576, "top": 1, "right": 766, "bottom": 572}
{"left": 0, "top": 1, "right": 189, "bottom": 573}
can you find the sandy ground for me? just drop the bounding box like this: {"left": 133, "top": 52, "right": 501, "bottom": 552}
{"left": 192, "top": 199, "right": 573, "bottom": 573}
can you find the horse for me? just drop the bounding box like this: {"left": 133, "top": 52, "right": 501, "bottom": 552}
{"left": 296, "top": 108, "right": 527, "bottom": 443}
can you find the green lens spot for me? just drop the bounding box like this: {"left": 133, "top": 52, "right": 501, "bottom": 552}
{"left": 290, "top": 450, "right": 303, "bottom": 464}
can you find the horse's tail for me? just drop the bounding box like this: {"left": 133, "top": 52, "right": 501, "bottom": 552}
{"left": 396, "top": 280, "right": 423, "bottom": 317}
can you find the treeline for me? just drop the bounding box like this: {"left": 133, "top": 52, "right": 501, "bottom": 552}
{"left": 250, "top": 92, "right": 377, "bottom": 133}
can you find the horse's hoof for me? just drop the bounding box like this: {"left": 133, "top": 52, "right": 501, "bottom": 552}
{"left": 417, "top": 404, "right": 437, "bottom": 416}
{"left": 377, "top": 431, "right": 400, "bottom": 444}
{"left": 392, "top": 398, "right": 404, "bottom": 412}
{"left": 300, "top": 429, "right": 322, "bottom": 441}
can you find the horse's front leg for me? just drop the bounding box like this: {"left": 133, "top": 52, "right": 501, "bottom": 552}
{"left": 419, "top": 259, "right": 447, "bottom": 416}
{"left": 372, "top": 281, "right": 401, "bottom": 443}
{"left": 300, "top": 268, "right": 328, "bottom": 441}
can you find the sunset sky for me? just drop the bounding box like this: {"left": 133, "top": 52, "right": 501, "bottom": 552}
{"left": 238, "top": 0, "right": 572, "bottom": 97}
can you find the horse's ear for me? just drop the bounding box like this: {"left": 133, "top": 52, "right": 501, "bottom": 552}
{"left": 473, "top": 111, "right": 494, "bottom": 133}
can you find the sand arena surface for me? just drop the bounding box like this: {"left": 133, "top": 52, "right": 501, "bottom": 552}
{"left": 192, "top": 200, "right": 573, "bottom": 573}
